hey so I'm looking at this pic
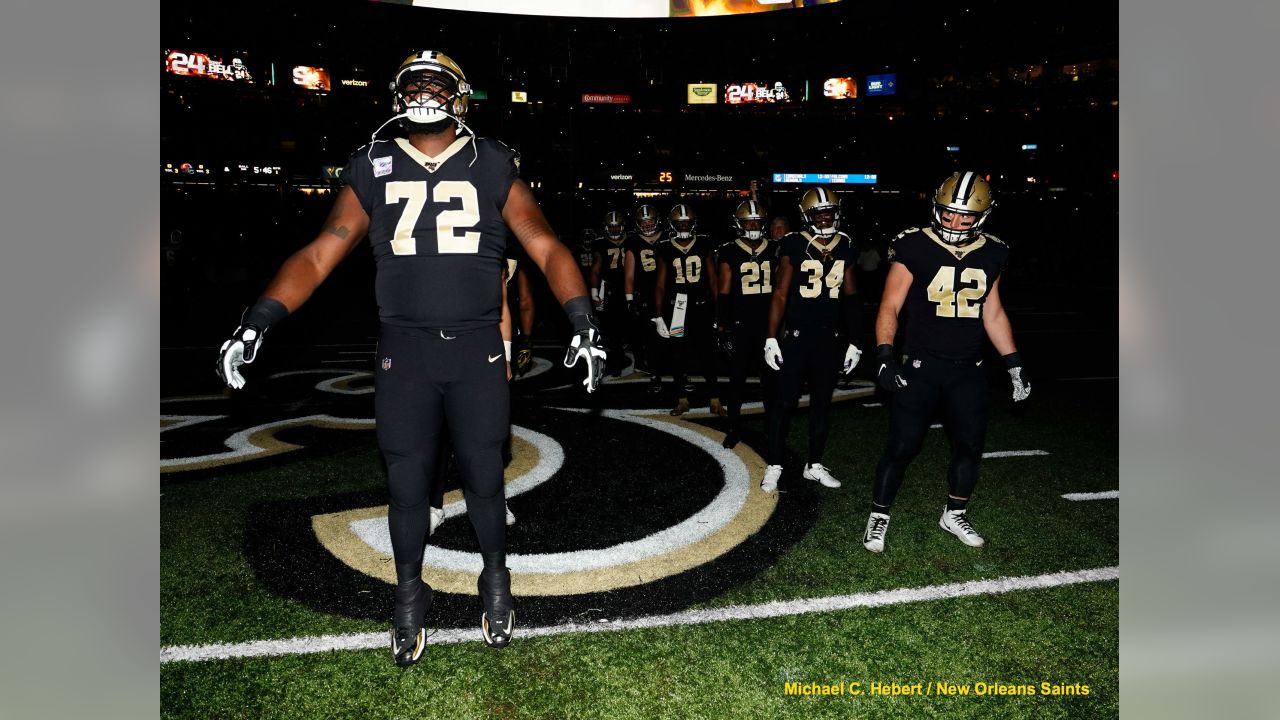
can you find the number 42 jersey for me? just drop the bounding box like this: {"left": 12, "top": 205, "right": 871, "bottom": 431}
{"left": 341, "top": 134, "right": 520, "bottom": 333}
{"left": 888, "top": 226, "right": 1010, "bottom": 360}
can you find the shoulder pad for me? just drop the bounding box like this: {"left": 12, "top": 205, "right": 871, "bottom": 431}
{"left": 980, "top": 232, "right": 1007, "bottom": 247}
{"left": 890, "top": 227, "right": 922, "bottom": 244}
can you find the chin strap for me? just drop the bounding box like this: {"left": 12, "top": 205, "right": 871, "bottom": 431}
{"left": 368, "top": 108, "right": 481, "bottom": 168}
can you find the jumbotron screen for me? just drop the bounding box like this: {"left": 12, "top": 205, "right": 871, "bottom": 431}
{"left": 771, "top": 172, "right": 877, "bottom": 184}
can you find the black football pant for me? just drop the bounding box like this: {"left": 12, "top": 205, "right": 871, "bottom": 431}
{"left": 666, "top": 300, "right": 718, "bottom": 396}
{"left": 375, "top": 324, "right": 509, "bottom": 582}
{"left": 726, "top": 326, "right": 773, "bottom": 430}
{"left": 600, "top": 294, "right": 629, "bottom": 373}
{"left": 766, "top": 328, "right": 842, "bottom": 466}
{"left": 873, "top": 353, "right": 988, "bottom": 510}
{"left": 629, "top": 297, "right": 659, "bottom": 371}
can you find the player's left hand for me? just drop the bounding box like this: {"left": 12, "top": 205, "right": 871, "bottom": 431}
{"left": 564, "top": 328, "right": 607, "bottom": 393}
{"left": 514, "top": 336, "right": 533, "bottom": 377}
{"left": 216, "top": 324, "right": 265, "bottom": 390}
{"left": 842, "top": 343, "right": 862, "bottom": 374}
{"left": 1003, "top": 352, "right": 1031, "bottom": 402}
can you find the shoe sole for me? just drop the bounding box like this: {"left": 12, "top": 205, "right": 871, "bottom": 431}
{"left": 863, "top": 542, "right": 884, "bottom": 553}
{"left": 939, "top": 520, "right": 985, "bottom": 547}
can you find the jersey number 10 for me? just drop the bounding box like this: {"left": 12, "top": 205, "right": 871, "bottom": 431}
{"left": 385, "top": 180, "right": 481, "bottom": 255}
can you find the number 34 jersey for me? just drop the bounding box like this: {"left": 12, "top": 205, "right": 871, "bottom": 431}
{"left": 341, "top": 135, "right": 519, "bottom": 333}
{"left": 779, "top": 230, "right": 855, "bottom": 333}
{"left": 888, "top": 226, "right": 1010, "bottom": 360}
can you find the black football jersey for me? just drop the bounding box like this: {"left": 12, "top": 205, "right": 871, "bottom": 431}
{"left": 657, "top": 234, "right": 714, "bottom": 304}
{"left": 595, "top": 236, "right": 628, "bottom": 298}
{"left": 888, "top": 227, "right": 1010, "bottom": 359}
{"left": 626, "top": 231, "right": 665, "bottom": 301}
{"left": 341, "top": 134, "right": 519, "bottom": 332}
{"left": 717, "top": 237, "right": 779, "bottom": 333}
{"left": 779, "top": 231, "right": 855, "bottom": 331}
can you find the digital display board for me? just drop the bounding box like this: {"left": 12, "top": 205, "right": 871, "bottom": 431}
{"left": 771, "top": 173, "right": 877, "bottom": 185}
{"left": 164, "top": 50, "right": 255, "bottom": 83}
{"left": 822, "top": 77, "right": 857, "bottom": 99}
{"left": 292, "top": 66, "right": 331, "bottom": 91}
{"left": 865, "top": 73, "right": 897, "bottom": 96}
{"left": 511, "top": 91, "right": 529, "bottom": 103}
{"left": 724, "top": 81, "right": 795, "bottom": 104}
{"left": 581, "top": 93, "right": 632, "bottom": 104}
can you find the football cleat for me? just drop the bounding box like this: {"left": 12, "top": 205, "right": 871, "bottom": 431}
{"left": 761, "top": 464, "right": 782, "bottom": 493}
{"left": 939, "top": 508, "right": 985, "bottom": 547}
{"left": 429, "top": 506, "right": 444, "bottom": 536}
{"left": 391, "top": 578, "right": 433, "bottom": 667}
{"left": 505, "top": 503, "right": 516, "bottom": 526}
{"left": 803, "top": 463, "right": 842, "bottom": 488}
{"left": 647, "top": 376, "right": 663, "bottom": 395}
{"left": 722, "top": 430, "right": 740, "bottom": 449}
{"left": 670, "top": 398, "right": 690, "bottom": 417}
{"left": 478, "top": 567, "right": 515, "bottom": 649}
{"left": 709, "top": 398, "right": 727, "bottom": 417}
{"left": 863, "top": 512, "right": 891, "bottom": 553}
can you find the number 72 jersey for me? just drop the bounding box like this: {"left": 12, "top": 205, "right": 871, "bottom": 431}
{"left": 887, "top": 226, "right": 1010, "bottom": 360}
{"left": 341, "top": 135, "right": 519, "bottom": 332}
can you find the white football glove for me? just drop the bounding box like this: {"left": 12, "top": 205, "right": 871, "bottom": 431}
{"left": 216, "top": 325, "right": 265, "bottom": 390}
{"left": 564, "top": 328, "right": 607, "bottom": 393}
{"left": 653, "top": 317, "right": 670, "bottom": 339}
{"left": 764, "top": 338, "right": 783, "bottom": 371}
{"left": 842, "top": 343, "right": 863, "bottom": 374}
{"left": 1008, "top": 367, "right": 1031, "bottom": 402}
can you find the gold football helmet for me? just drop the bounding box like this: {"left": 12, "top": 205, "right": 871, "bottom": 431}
{"left": 932, "top": 171, "right": 993, "bottom": 245}
{"left": 634, "top": 204, "right": 660, "bottom": 235}
{"left": 668, "top": 204, "right": 697, "bottom": 240}
{"left": 390, "top": 50, "right": 472, "bottom": 128}
{"left": 603, "top": 211, "right": 626, "bottom": 241}
{"left": 733, "top": 200, "right": 767, "bottom": 241}
{"left": 798, "top": 187, "right": 841, "bottom": 238}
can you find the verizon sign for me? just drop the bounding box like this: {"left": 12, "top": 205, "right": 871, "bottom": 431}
{"left": 581, "top": 93, "right": 632, "bottom": 104}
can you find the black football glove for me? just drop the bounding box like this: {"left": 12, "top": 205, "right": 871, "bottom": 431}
{"left": 874, "top": 344, "right": 908, "bottom": 392}
{"left": 564, "top": 328, "right": 607, "bottom": 393}
{"left": 216, "top": 324, "right": 265, "bottom": 390}
{"left": 1003, "top": 351, "right": 1031, "bottom": 402}
{"left": 514, "top": 336, "right": 533, "bottom": 377}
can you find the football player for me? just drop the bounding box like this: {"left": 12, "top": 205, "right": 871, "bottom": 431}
{"left": 590, "top": 210, "right": 631, "bottom": 376}
{"left": 862, "top": 171, "right": 1030, "bottom": 554}
{"left": 761, "top": 188, "right": 863, "bottom": 493}
{"left": 716, "top": 200, "right": 779, "bottom": 449}
{"left": 624, "top": 203, "right": 665, "bottom": 389}
{"left": 653, "top": 203, "right": 724, "bottom": 416}
{"left": 215, "top": 50, "right": 605, "bottom": 664}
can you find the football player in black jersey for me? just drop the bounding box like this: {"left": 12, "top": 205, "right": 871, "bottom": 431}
{"left": 716, "top": 200, "right": 779, "bottom": 449}
{"left": 761, "top": 188, "right": 864, "bottom": 493}
{"left": 653, "top": 203, "right": 724, "bottom": 416}
{"left": 862, "top": 172, "right": 1031, "bottom": 554}
{"left": 590, "top": 210, "right": 630, "bottom": 376}
{"left": 624, "top": 204, "right": 665, "bottom": 388}
{"left": 214, "top": 50, "right": 605, "bottom": 664}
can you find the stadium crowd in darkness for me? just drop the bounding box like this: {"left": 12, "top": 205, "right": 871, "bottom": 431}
{"left": 162, "top": 1, "right": 1116, "bottom": 347}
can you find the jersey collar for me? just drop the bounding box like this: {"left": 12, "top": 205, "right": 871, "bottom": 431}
{"left": 922, "top": 227, "right": 987, "bottom": 259}
{"left": 801, "top": 231, "right": 842, "bottom": 256}
{"left": 395, "top": 135, "right": 472, "bottom": 173}
{"left": 735, "top": 238, "right": 768, "bottom": 257}
{"left": 671, "top": 236, "right": 697, "bottom": 254}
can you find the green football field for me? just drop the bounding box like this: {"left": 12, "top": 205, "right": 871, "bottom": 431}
{"left": 161, "top": 378, "right": 1117, "bottom": 719}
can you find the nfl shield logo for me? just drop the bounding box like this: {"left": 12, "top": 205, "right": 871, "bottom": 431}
{"left": 381, "top": 357, "right": 392, "bottom": 371}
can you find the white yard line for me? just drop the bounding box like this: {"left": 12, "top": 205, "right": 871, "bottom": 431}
{"left": 1062, "top": 490, "right": 1119, "bottom": 501}
{"left": 161, "top": 566, "right": 1118, "bottom": 664}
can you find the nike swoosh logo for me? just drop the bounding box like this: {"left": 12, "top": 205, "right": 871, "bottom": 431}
{"left": 879, "top": 363, "right": 887, "bottom": 375}
{"left": 488, "top": 354, "right": 502, "bottom": 363}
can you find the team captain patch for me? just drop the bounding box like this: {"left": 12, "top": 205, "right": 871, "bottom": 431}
{"left": 373, "top": 156, "right": 393, "bottom": 177}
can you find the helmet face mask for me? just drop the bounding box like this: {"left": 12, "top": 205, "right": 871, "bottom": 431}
{"left": 668, "top": 204, "right": 697, "bottom": 241}
{"left": 932, "top": 171, "right": 993, "bottom": 246}
{"left": 634, "top": 204, "right": 660, "bottom": 235}
{"left": 733, "top": 200, "right": 767, "bottom": 241}
{"left": 391, "top": 51, "right": 471, "bottom": 133}
{"left": 798, "top": 188, "right": 841, "bottom": 238}
{"left": 603, "top": 211, "right": 626, "bottom": 241}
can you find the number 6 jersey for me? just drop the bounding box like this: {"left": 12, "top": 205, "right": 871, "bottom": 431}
{"left": 887, "top": 226, "right": 1009, "bottom": 360}
{"left": 341, "top": 135, "right": 520, "bottom": 333}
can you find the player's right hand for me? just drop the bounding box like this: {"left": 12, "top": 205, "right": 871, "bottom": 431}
{"left": 874, "top": 344, "right": 908, "bottom": 392}
{"left": 564, "top": 328, "right": 607, "bottom": 393}
{"left": 764, "top": 338, "right": 784, "bottom": 371}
